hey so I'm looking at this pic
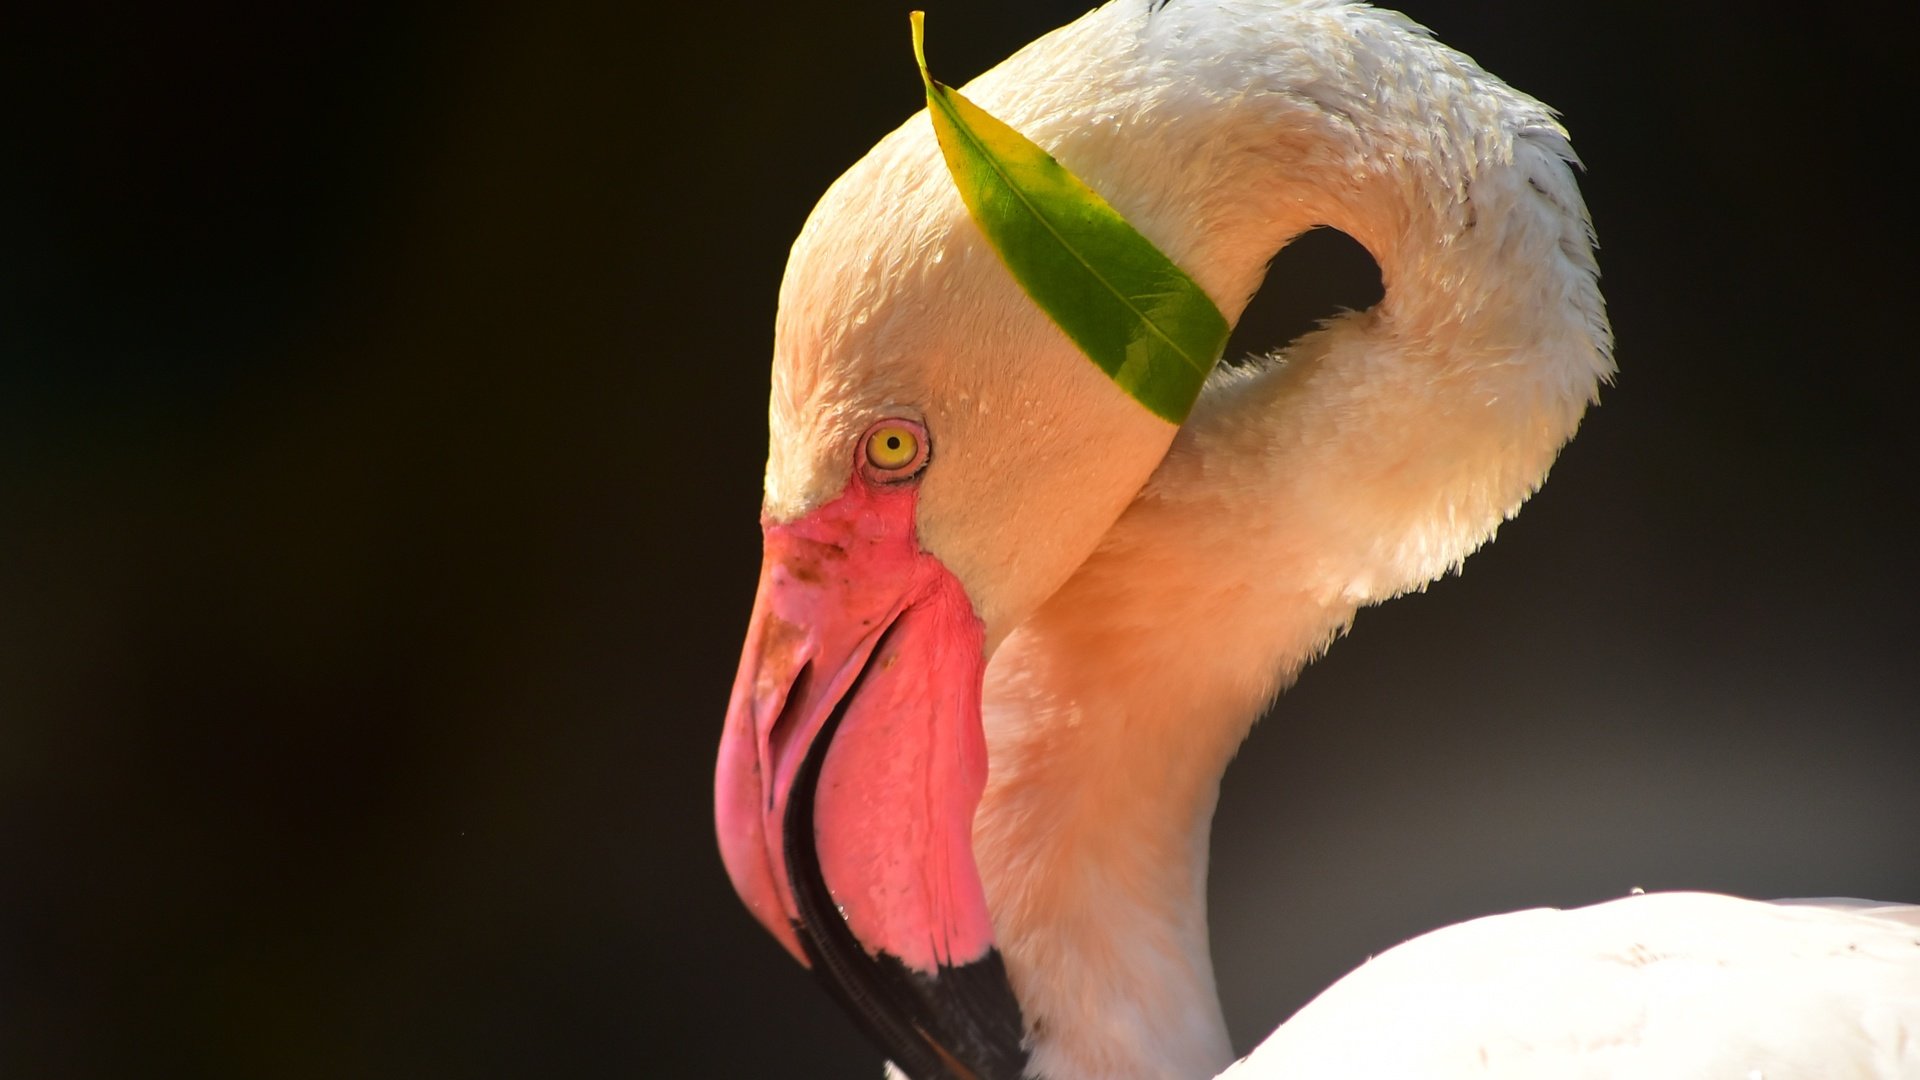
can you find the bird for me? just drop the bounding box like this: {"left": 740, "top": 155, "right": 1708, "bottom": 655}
{"left": 712, "top": 1, "right": 1920, "bottom": 1077}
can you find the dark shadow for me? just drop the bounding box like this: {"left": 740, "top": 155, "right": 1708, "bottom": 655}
{"left": 1222, "top": 227, "right": 1383, "bottom": 364}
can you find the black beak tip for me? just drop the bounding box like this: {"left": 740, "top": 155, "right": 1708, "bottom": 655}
{"left": 781, "top": 624, "right": 1030, "bottom": 1080}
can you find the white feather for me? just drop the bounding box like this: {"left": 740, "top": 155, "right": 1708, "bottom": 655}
{"left": 1228, "top": 893, "right": 1920, "bottom": 1078}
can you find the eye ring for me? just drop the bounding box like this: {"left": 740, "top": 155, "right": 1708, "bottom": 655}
{"left": 859, "top": 418, "right": 930, "bottom": 481}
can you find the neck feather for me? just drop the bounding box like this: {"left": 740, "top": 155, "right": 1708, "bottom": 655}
{"left": 970, "top": 4, "right": 1611, "bottom": 1077}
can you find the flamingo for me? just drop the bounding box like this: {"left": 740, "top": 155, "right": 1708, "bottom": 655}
{"left": 713, "top": 1, "right": 1920, "bottom": 1076}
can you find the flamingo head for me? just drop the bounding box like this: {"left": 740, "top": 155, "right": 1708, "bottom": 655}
{"left": 710, "top": 44, "right": 1201, "bottom": 1080}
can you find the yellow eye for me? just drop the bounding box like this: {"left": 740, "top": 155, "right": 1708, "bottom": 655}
{"left": 863, "top": 421, "right": 926, "bottom": 476}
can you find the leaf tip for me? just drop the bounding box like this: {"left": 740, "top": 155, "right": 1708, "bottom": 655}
{"left": 910, "top": 11, "right": 929, "bottom": 83}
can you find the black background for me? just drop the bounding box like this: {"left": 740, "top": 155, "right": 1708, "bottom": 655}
{"left": 5, "top": 2, "right": 1916, "bottom": 1077}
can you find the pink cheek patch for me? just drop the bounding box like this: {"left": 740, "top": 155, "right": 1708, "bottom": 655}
{"left": 714, "top": 475, "right": 997, "bottom": 976}
{"left": 811, "top": 563, "right": 996, "bottom": 974}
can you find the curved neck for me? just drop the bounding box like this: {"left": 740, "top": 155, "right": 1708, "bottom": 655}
{"left": 968, "top": 5, "right": 1611, "bottom": 1079}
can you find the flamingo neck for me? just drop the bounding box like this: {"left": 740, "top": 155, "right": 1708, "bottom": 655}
{"left": 965, "top": 6, "right": 1610, "bottom": 1076}
{"left": 979, "top": 614, "right": 1247, "bottom": 1079}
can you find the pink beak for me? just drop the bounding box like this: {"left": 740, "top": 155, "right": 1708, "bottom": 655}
{"left": 713, "top": 477, "right": 1028, "bottom": 1078}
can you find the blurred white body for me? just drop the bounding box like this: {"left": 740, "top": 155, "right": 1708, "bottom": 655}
{"left": 1228, "top": 894, "right": 1920, "bottom": 1078}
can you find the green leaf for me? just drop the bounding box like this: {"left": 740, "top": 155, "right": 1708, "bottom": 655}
{"left": 911, "top": 11, "right": 1229, "bottom": 424}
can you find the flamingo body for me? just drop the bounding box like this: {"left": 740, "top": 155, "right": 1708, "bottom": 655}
{"left": 716, "top": 2, "right": 1920, "bottom": 1077}
{"left": 1231, "top": 894, "right": 1920, "bottom": 1077}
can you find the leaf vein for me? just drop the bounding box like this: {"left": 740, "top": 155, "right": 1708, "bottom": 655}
{"left": 930, "top": 85, "right": 1214, "bottom": 378}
